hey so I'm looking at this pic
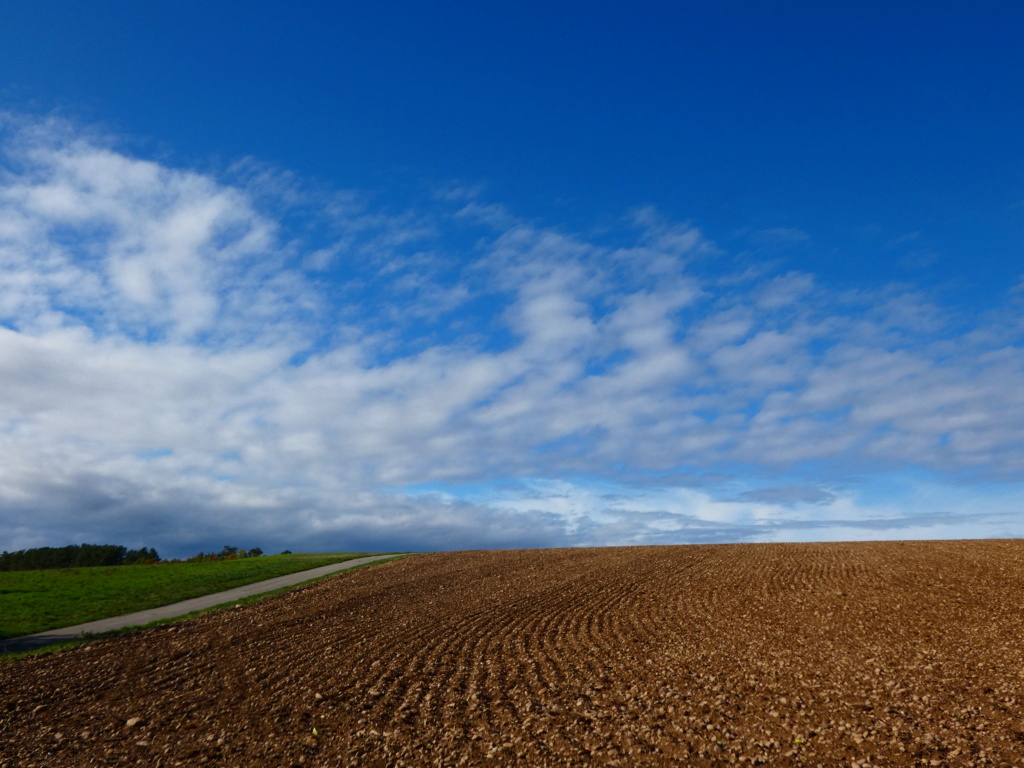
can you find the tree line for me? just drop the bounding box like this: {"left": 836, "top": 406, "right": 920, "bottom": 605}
{"left": 0, "top": 543, "right": 266, "bottom": 571}
{"left": 0, "top": 544, "right": 161, "bottom": 571}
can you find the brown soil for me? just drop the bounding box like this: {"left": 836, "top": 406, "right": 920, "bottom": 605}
{"left": 2, "top": 541, "right": 1024, "bottom": 767}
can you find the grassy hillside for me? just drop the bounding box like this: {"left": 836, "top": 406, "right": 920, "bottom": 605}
{"left": 0, "top": 552, "right": 370, "bottom": 639}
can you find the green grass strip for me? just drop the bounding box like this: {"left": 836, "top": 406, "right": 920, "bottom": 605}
{"left": 0, "top": 555, "right": 413, "bottom": 661}
{"left": 0, "top": 552, "right": 377, "bottom": 639}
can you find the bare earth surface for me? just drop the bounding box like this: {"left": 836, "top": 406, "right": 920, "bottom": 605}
{"left": 2, "top": 541, "right": 1024, "bottom": 767}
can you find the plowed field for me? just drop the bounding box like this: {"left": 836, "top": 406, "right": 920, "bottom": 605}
{"left": 3, "top": 541, "right": 1024, "bottom": 767}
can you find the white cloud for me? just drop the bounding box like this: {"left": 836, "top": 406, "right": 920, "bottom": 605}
{"left": 0, "top": 115, "right": 1022, "bottom": 555}
{"left": 0, "top": 117, "right": 286, "bottom": 344}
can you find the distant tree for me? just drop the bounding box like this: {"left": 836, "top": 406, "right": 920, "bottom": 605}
{"left": 182, "top": 546, "right": 268, "bottom": 562}
{"left": 124, "top": 547, "right": 160, "bottom": 565}
{"left": 73, "top": 544, "right": 127, "bottom": 567}
{"left": 280, "top": 549, "right": 292, "bottom": 555}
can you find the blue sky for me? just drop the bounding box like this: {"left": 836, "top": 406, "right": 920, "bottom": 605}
{"left": 0, "top": 2, "right": 1022, "bottom": 555}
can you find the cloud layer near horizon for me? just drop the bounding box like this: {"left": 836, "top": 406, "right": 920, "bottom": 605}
{"left": 1, "top": 116, "right": 1022, "bottom": 554}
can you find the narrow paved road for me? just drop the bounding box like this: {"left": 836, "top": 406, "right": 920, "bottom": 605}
{"left": 2, "top": 554, "right": 404, "bottom": 654}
